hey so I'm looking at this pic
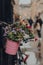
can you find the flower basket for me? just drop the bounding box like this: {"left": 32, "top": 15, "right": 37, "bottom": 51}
{"left": 5, "top": 39, "right": 19, "bottom": 55}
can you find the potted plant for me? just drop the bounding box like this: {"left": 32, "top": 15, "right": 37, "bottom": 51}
{"left": 5, "top": 24, "right": 24, "bottom": 55}
{"left": 5, "top": 22, "right": 35, "bottom": 55}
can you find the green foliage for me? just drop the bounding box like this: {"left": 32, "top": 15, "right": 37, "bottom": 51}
{"left": 7, "top": 22, "right": 34, "bottom": 42}
{"left": 7, "top": 31, "right": 24, "bottom": 42}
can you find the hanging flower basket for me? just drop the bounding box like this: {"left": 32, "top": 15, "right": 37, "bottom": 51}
{"left": 5, "top": 26, "right": 24, "bottom": 55}
{"left": 5, "top": 39, "right": 19, "bottom": 55}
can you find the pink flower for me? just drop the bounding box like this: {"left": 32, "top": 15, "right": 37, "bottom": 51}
{"left": 26, "top": 25, "right": 32, "bottom": 29}
{"left": 35, "top": 38, "right": 38, "bottom": 41}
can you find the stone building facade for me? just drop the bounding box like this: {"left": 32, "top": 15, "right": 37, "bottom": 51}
{"left": 13, "top": 0, "right": 19, "bottom": 14}
{"left": 14, "top": 0, "right": 43, "bottom": 20}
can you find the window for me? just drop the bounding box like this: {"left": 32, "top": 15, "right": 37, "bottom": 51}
{"left": 19, "top": 0, "right": 31, "bottom": 5}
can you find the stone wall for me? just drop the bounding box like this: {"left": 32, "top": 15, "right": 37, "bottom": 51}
{"left": 14, "top": 0, "right": 43, "bottom": 19}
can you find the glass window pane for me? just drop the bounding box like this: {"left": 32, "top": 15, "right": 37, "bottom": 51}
{"left": 19, "top": 0, "right": 31, "bottom": 5}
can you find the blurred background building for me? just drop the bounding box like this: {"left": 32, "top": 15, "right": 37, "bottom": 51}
{"left": 14, "top": 0, "right": 43, "bottom": 20}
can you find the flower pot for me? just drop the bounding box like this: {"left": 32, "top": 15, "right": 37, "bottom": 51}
{"left": 5, "top": 39, "right": 19, "bottom": 55}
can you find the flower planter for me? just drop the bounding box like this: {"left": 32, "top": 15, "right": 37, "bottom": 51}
{"left": 5, "top": 39, "right": 19, "bottom": 55}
